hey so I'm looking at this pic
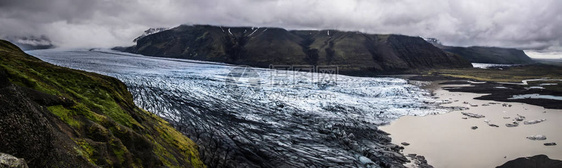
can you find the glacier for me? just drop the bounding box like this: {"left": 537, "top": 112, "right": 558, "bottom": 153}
{"left": 28, "top": 49, "right": 448, "bottom": 168}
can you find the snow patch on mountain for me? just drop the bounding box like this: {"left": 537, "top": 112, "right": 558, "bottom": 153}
{"left": 133, "top": 27, "right": 169, "bottom": 42}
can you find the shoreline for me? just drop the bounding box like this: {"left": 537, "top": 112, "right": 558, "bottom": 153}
{"left": 442, "top": 80, "right": 562, "bottom": 109}
{"left": 407, "top": 75, "right": 562, "bottom": 109}
{"left": 381, "top": 80, "right": 562, "bottom": 168}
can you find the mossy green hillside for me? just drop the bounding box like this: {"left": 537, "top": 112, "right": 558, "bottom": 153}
{"left": 0, "top": 40, "right": 205, "bottom": 167}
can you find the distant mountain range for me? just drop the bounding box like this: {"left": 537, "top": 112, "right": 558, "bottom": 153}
{"left": 116, "top": 25, "right": 473, "bottom": 76}
{"left": 426, "top": 38, "right": 534, "bottom": 64}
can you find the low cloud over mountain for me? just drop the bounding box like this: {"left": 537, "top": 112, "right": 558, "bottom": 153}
{"left": 1, "top": 0, "right": 561, "bottom": 53}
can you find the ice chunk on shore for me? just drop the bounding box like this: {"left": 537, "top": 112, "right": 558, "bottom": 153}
{"left": 524, "top": 119, "right": 546, "bottom": 125}
{"left": 484, "top": 120, "right": 499, "bottom": 127}
{"left": 505, "top": 122, "right": 519, "bottom": 127}
{"left": 461, "top": 112, "right": 485, "bottom": 118}
{"left": 515, "top": 114, "right": 525, "bottom": 121}
{"left": 526, "top": 135, "right": 547, "bottom": 140}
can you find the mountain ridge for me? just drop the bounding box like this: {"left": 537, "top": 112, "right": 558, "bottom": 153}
{"left": 426, "top": 38, "right": 535, "bottom": 64}
{"left": 118, "top": 25, "right": 473, "bottom": 75}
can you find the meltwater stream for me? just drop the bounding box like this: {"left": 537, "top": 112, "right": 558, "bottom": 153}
{"left": 29, "top": 49, "right": 447, "bottom": 168}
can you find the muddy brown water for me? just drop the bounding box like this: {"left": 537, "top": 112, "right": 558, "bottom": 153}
{"left": 380, "top": 86, "right": 562, "bottom": 168}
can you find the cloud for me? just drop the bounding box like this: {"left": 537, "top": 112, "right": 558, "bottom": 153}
{"left": 1, "top": 0, "right": 561, "bottom": 50}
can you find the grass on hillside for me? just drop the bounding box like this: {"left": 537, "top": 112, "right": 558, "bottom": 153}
{"left": 0, "top": 40, "right": 204, "bottom": 167}
{"left": 426, "top": 64, "right": 562, "bottom": 83}
{"left": 421, "top": 64, "right": 562, "bottom": 92}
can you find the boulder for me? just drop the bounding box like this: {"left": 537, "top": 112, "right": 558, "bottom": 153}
{"left": 0, "top": 153, "right": 28, "bottom": 168}
{"left": 505, "top": 122, "right": 519, "bottom": 127}
{"left": 524, "top": 119, "right": 546, "bottom": 125}
{"left": 544, "top": 143, "right": 557, "bottom": 146}
{"left": 461, "top": 112, "right": 485, "bottom": 118}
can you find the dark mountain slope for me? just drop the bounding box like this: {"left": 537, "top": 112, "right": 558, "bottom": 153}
{"left": 0, "top": 40, "right": 205, "bottom": 168}
{"left": 121, "top": 25, "right": 472, "bottom": 75}
{"left": 426, "top": 38, "right": 534, "bottom": 64}
{"left": 441, "top": 46, "right": 534, "bottom": 64}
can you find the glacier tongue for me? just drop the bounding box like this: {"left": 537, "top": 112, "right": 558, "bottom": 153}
{"left": 29, "top": 48, "right": 447, "bottom": 168}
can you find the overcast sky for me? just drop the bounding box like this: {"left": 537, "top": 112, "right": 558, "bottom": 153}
{"left": 1, "top": 0, "right": 562, "bottom": 57}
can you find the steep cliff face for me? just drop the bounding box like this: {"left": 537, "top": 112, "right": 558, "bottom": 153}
{"left": 426, "top": 38, "right": 535, "bottom": 64}
{"left": 121, "top": 25, "right": 472, "bottom": 75}
{"left": 0, "top": 40, "right": 205, "bottom": 168}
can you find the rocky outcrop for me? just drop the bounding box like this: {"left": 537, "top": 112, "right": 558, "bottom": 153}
{"left": 497, "top": 155, "right": 562, "bottom": 168}
{"left": 119, "top": 25, "right": 472, "bottom": 76}
{"left": 0, "top": 40, "right": 205, "bottom": 168}
{"left": 426, "top": 38, "right": 534, "bottom": 64}
{"left": 406, "top": 154, "right": 434, "bottom": 168}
